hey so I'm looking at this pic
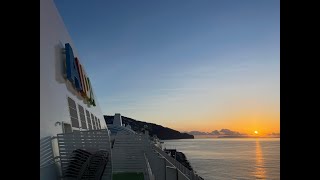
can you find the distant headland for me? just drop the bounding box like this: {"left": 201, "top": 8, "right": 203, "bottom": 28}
{"left": 104, "top": 115, "right": 194, "bottom": 140}
{"left": 184, "top": 129, "right": 280, "bottom": 138}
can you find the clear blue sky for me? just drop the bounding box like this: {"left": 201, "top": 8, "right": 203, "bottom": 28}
{"left": 55, "top": 0, "right": 279, "bottom": 133}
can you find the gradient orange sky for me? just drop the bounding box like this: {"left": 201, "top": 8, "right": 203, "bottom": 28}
{"left": 103, "top": 75, "right": 280, "bottom": 135}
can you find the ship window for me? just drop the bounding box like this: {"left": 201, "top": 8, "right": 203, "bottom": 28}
{"left": 86, "top": 110, "right": 92, "bottom": 130}
{"left": 94, "top": 116, "right": 98, "bottom": 129}
{"left": 96, "top": 117, "right": 99, "bottom": 129}
{"left": 67, "top": 97, "right": 80, "bottom": 128}
{"left": 93, "top": 116, "right": 96, "bottom": 129}
{"left": 97, "top": 118, "right": 101, "bottom": 129}
{"left": 63, "top": 122, "right": 72, "bottom": 133}
{"left": 91, "top": 113, "right": 96, "bottom": 130}
{"left": 78, "top": 104, "right": 87, "bottom": 130}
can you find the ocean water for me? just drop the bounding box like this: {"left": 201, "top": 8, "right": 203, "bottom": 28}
{"left": 162, "top": 138, "right": 280, "bottom": 180}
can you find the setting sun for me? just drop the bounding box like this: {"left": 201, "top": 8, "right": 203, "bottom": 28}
{"left": 254, "top": 131, "right": 258, "bottom": 134}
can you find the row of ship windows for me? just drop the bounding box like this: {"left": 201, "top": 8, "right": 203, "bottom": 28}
{"left": 67, "top": 97, "right": 102, "bottom": 131}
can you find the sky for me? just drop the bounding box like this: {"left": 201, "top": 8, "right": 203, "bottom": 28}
{"left": 55, "top": 0, "right": 280, "bottom": 135}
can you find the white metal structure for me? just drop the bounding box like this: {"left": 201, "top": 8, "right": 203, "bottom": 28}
{"left": 107, "top": 114, "right": 137, "bottom": 135}
{"left": 41, "top": 0, "right": 110, "bottom": 179}
{"left": 57, "top": 130, "right": 112, "bottom": 180}
{"left": 111, "top": 133, "right": 203, "bottom": 180}
{"left": 40, "top": 0, "right": 107, "bottom": 138}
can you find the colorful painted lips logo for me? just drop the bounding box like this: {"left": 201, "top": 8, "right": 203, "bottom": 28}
{"left": 64, "top": 43, "right": 96, "bottom": 106}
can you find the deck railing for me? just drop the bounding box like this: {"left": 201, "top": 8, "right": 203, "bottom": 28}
{"left": 56, "top": 129, "right": 112, "bottom": 180}
{"left": 40, "top": 136, "right": 57, "bottom": 168}
{"left": 111, "top": 134, "right": 151, "bottom": 179}
{"left": 43, "top": 129, "right": 202, "bottom": 180}
{"left": 153, "top": 144, "right": 203, "bottom": 180}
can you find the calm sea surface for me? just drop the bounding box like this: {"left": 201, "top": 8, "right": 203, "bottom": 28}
{"left": 162, "top": 138, "right": 280, "bottom": 180}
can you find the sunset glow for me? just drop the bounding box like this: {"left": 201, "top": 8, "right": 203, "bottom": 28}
{"left": 254, "top": 131, "right": 259, "bottom": 134}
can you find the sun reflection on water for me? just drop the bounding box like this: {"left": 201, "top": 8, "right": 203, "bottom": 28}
{"left": 254, "top": 140, "right": 266, "bottom": 179}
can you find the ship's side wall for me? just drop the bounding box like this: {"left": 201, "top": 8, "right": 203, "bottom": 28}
{"left": 41, "top": 1, "right": 110, "bottom": 179}
{"left": 41, "top": 0, "right": 108, "bottom": 138}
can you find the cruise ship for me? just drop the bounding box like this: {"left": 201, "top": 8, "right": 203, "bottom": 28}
{"left": 40, "top": 0, "right": 203, "bottom": 179}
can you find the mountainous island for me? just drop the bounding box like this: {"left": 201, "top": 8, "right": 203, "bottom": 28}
{"left": 104, "top": 115, "right": 194, "bottom": 140}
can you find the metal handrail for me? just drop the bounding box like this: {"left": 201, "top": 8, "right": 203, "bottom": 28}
{"left": 40, "top": 157, "right": 60, "bottom": 169}
{"left": 144, "top": 153, "right": 155, "bottom": 180}
{"left": 40, "top": 136, "right": 58, "bottom": 168}
{"left": 152, "top": 145, "right": 203, "bottom": 180}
